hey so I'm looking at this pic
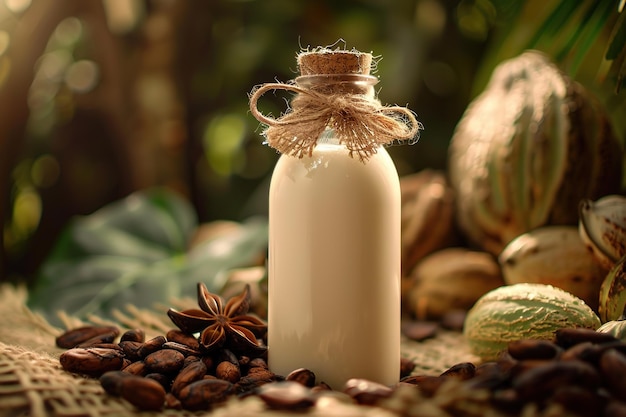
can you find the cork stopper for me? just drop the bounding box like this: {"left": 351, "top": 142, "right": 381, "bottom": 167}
{"left": 297, "top": 50, "right": 373, "bottom": 76}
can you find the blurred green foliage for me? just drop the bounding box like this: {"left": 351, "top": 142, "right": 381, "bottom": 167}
{"left": 0, "top": 0, "right": 624, "bottom": 282}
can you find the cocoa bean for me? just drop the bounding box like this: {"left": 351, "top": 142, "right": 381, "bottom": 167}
{"left": 311, "top": 381, "right": 332, "bottom": 393}
{"left": 122, "top": 360, "right": 147, "bottom": 376}
{"left": 145, "top": 373, "right": 171, "bottom": 390}
{"left": 399, "top": 375, "right": 447, "bottom": 397}
{"left": 343, "top": 378, "right": 393, "bottom": 405}
{"left": 76, "top": 331, "right": 118, "bottom": 348}
{"left": 215, "top": 361, "right": 241, "bottom": 383}
{"left": 162, "top": 341, "right": 201, "bottom": 356}
{"left": 440, "top": 362, "right": 475, "bottom": 380}
{"left": 99, "top": 370, "right": 133, "bottom": 395}
{"left": 235, "top": 369, "right": 282, "bottom": 394}
{"left": 165, "top": 392, "right": 182, "bottom": 410}
{"left": 56, "top": 326, "right": 120, "bottom": 349}
{"left": 166, "top": 329, "right": 200, "bottom": 351}
{"left": 178, "top": 379, "right": 234, "bottom": 411}
{"left": 144, "top": 349, "right": 185, "bottom": 374}
{"left": 554, "top": 327, "right": 618, "bottom": 348}
{"left": 118, "top": 341, "right": 142, "bottom": 361}
{"left": 507, "top": 339, "right": 562, "bottom": 360}
{"left": 400, "top": 357, "right": 415, "bottom": 378}
{"left": 120, "top": 328, "right": 145, "bottom": 343}
{"left": 256, "top": 381, "right": 316, "bottom": 410}
{"left": 171, "top": 360, "right": 207, "bottom": 397}
{"left": 119, "top": 374, "right": 166, "bottom": 411}
{"left": 548, "top": 385, "right": 605, "bottom": 417}
{"left": 286, "top": 368, "right": 316, "bottom": 387}
{"left": 137, "top": 336, "right": 166, "bottom": 358}
{"left": 600, "top": 348, "right": 626, "bottom": 399}
{"left": 512, "top": 360, "right": 601, "bottom": 402}
{"left": 59, "top": 347, "right": 125, "bottom": 377}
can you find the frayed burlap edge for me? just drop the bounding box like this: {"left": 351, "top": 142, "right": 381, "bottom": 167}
{"left": 0, "top": 283, "right": 478, "bottom": 417}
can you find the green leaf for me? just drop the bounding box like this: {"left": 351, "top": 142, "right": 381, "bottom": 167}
{"left": 28, "top": 188, "right": 268, "bottom": 326}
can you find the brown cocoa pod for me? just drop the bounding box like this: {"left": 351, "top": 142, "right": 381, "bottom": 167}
{"left": 56, "top": 326, "right": 120, "bottom": 349}
{"left": 162, "top": 341, "right": 202, "bottom": 357}
{"left": 600, "top": 348, "right": 626, "bottom": 398}
{"left": 512, "top": 360, "right": 601, "bottom": 402}
{"left": 118, "top": 341, "right": 143, "bottom": 361}
{"left": 119, "top": 375, "right": 166, "bottom": 411}
{"left": 99, "top": 370, "right": 134, "bottom": 395}
{"left": 178, "top": 379, "right": 234, "bottom": 411}
{"left": 286, "top": 368, "right": 316, "bottom": 387}
{"left": 343, "top": 378, "right": 394, "bottom": 405}
{"left": 120, "top": 328, "right": 145, "bottom": 343}
{"left": 59, "top": 347, "right": 125, "bottom": 377}
{"left": 171, "top": 360, "right": 207, "bottom": 397}
{"left": 554, "top": 327, "right": 618, "bottom": 348}
{"left": 440, "top": 362, "right": 475, "bottom": 380}
{"left": 137, "top": 336, "right": 166, "bottom": 358}
{"left": 256, "top": 381, "right": 316, "bottom": 410}
{"left": 144, "top": 349, "right": 185, "bottom": 374}
{"left": 122, "top": 360, "right": 147, "bottom": 376}
{"left": 399, "top": 375, "right": 447, "bottom": 397}
{"left": 166, "top": 329, "right": 200, "bottom": 351}
{"left": 215, "top": 361, "right": 241, "bottom": 383}
{"left": 507, "top": 339, "right": 562, "bottom": 360}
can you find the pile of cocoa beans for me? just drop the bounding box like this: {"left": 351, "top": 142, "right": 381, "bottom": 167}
{"left": 56, "top": 325, "right": 415, "bottom": 411}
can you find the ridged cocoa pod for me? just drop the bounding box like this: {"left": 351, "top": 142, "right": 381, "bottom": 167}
{"left": 406, "top": 247, "right": 504, "bottom": 319}
{"left": 400, "top": 170, "right": 459, "bottom": 275}
{"left": 448, "top": 51, "right": 622, "bottom": 256}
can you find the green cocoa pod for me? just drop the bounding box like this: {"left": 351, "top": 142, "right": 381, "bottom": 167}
{"left": 463, "top": 283, "right": 601, "bottom": 361}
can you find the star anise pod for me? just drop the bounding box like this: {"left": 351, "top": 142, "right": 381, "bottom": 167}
{"left": 167, "top": 283, "right": 267, "bottom": 355}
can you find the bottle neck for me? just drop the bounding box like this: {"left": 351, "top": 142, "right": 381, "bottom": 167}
{"left": 295, "top": 74, "right": 378, "bottom": 98}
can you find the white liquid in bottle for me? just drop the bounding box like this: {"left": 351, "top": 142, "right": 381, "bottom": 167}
{"left": 267, "top": 135, "right": 401, "bottom": 389}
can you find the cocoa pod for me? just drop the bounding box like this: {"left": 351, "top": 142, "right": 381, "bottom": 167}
{"left": 56, "top": 326, "right": 119, "bottom": 349}
{"left": 59, "top": 347, "right": 125, "bottom": 376}
{"left": 507, "top": 339, "right": 562, "bottom": 360}
{"left": 119, "top": 374, "right": 166, "bottom": 411}
{"left": 120, "top": 328, "right": 145, "bottom": 343}
{"left": 343, "top": 378, "right": 394, "bottom": 405}
{"left": 171, "top": 360, "right": 207, "bottom": 397}
{"left": 144, "top": 349, "right": 185, "bottom": 374}
{"left": 286, "top": 368, "right": 316, "bottom": 387}
{"left": 215, "top": 361, "right": 241, "bottom": 383}
{"left": 256, "top": 381, "right": 316, "bottom": 410}
{"left": 177, "top": 379, "right": 234, "bottom": 411}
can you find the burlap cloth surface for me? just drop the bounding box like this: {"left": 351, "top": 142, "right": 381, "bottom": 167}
{"left": 0, "top": 284, "right": 478, "bottom": 417}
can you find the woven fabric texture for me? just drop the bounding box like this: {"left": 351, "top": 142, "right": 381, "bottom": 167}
{"left": 0, "top": 284, "right": 477, "bottom": 417}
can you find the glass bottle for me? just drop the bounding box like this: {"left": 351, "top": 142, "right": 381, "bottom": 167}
{"left": 267, "top": 50, "right": 401, "bottom": 389}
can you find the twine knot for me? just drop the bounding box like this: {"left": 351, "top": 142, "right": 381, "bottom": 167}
{"left": 249, "top": 80, "right": 422, "bottom": 162}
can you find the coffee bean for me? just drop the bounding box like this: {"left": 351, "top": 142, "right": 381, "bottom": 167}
{"left": 144, "top": 349, "right": 185, "bottom": 374}
{"left": 56, "top": 326, "right": 120, "bottom": 349}
{"left": 178, "top": 379, "right": 234, "bottom": 411}
{"left": 60, "top": 347, "right": 125, "bottom": 377}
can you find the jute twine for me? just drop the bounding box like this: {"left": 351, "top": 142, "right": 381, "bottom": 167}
{"left": 249, "top": 49, "right": 422, "bottom": 162}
